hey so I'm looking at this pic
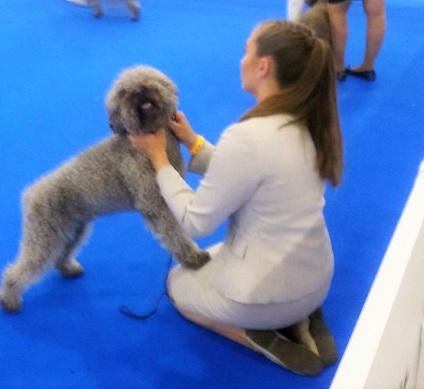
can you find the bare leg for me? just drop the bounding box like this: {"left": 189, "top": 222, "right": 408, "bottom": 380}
{"left": 352, "top": 0, "right": 386, "bottom": 71}
{"left": 327, "top": 0, "right": 352, "bottom": 73}
{"left": 172, "top": 303, "right": 253, "bottom": 348}
{"left": 170, "top": 298, "right": 323, "bottom": 375}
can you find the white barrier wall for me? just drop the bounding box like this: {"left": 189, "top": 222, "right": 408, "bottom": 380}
{"left": 330, "top": 161, "right": 424, "bottom": 389}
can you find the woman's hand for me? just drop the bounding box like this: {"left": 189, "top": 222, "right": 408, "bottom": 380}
{"left": 169, "top": 111, "right": 198, "bottom": 150}
{"left": 128, "top": 128, "right": 170, "bottom": 171}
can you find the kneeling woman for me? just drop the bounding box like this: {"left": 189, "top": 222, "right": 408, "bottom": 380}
{"left": 129, "top": 20, "right": 343, "bottom": 376}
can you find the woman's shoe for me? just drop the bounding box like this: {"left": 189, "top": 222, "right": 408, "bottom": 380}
{"left": 336, "top": 69, "right": 347, "bottom": 82}
{"left": 278, "top": 309, "right": 338, "bottom": 367}
{"left": 346, "top": 68, "right": 376, "bottom": 81}
{"left": 246, "top": 329, "right": 323, "bottom": 376}
{"left": 309, "top": 308, "right": 338, "bottom": 366}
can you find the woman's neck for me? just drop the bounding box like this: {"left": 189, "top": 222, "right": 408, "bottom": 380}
{"left": 254, "top": 79, "right": 282, "bottom": 104}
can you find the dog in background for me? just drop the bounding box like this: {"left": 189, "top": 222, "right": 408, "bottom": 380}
{"left": 0, "top": 65, "right": 210, "bottom": 313}
{"left": 89, "top": 0, "right": 141, "bottom": 21}
{"left": 299, "top": 0, "right": 331, "bottom": 45}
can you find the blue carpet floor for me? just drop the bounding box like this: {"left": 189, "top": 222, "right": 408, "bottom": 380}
{"left": 0, "top": 0, "right": 423, "bottom": 388}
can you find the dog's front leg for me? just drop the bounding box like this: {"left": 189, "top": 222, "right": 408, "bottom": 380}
{"left": 120, "top": 153, "right": 209, "bottom": 269}
{"left": 87, "top": 0, "right": 103, "bottom": 18}
{"left": 137, "top": 194, "right": 210, "bottom": 270}
{"left": 126, "top": 0, "right": 141, "bottom": 21}
{"left": 120, "top": 153, "right": 210, "bottom": 269}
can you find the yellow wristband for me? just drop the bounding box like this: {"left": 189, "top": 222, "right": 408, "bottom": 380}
{"left": 189, "top": 135, "right": 205, "bottom": 155}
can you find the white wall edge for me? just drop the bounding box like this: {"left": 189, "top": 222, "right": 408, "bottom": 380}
{"left": 330, "top": 160, "right": 424, "bottom": 389}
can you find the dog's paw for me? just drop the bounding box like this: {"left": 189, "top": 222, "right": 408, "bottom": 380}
{"left": 131, "top": 8, "right": 141, "bottom": 21}
{"left": 56, "top": 259, "right": 84, "bottom": 279}
{"left": 93, "top": 9, "right": 103, "bottom": 18}
{"left": 0, "top": 295, "right": 22, "bottom": 314}
{"left": 183, "top": 251, "right": 211, "bottom": 270}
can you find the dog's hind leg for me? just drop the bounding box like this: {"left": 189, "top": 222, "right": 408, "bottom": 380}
{"left": 125, "top": 0, "right": 141, "bottom": 21}
{"left": 54, "top": 222, "right": 90, "bottom": 278}
{"left": 1, "top": 245, "right": 57, "bottom": 313}
{"left": 0, "top": 188, "right": 87, "bottom": 313}
{"left": 1, "top": 224, "right": 87, "bottom": 313}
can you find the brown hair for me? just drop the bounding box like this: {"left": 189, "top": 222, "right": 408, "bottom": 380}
{"left": 241, "top": 21, "right": 343, "bottom": 187}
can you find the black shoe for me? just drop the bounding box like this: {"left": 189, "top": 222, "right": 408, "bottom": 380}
{"left": 309, "top": 308, "right": 338, "bottom": 367}
{"left": 346, "top": 68, "right": 376, "bottom": 81}
{"left": 246, "top": 329, "right": 323, "bottom": 376}
{"left": 336, "top": 69, "right": 347, "bottom": 82}
{"left": 277, "top": 309, "right": 338, "bottom": 367}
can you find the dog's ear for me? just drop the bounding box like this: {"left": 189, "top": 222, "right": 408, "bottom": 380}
{"left": 109, "top": 123, "right": 127, "bottom": 136}
{"left": 107, "top": 88, "right": 129, "bottom": 136}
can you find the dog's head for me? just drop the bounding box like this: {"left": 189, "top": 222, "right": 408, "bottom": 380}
{"left": 106, "top": 65, "right": 178, "bottom": 136}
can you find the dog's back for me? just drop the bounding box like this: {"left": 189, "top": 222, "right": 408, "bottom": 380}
{"left": 25, "top": 129, "right": 183, "bottom": 218}
{"left": 298, "top": 1, "right": 331, "bottom": 45}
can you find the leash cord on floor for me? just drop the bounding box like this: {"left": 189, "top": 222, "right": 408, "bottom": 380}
{"left": 119, "top": 254, "right": 172, "bottom": 320}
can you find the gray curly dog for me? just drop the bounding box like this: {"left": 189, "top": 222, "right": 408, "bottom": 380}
{"left": 0, "top": 65, "right": 210, "bottom": 313}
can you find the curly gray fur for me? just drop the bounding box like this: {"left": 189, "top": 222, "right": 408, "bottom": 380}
{"left": 0, "top": 65, "right": 210, "bottom": 313}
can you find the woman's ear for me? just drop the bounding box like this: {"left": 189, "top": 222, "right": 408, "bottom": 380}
{"left": 257, "top": 56, "right": 273, "bottom": 78}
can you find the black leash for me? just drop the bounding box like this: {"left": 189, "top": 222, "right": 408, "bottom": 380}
{"left": 119, "top": 254, "right": 172, "bottom": 320}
